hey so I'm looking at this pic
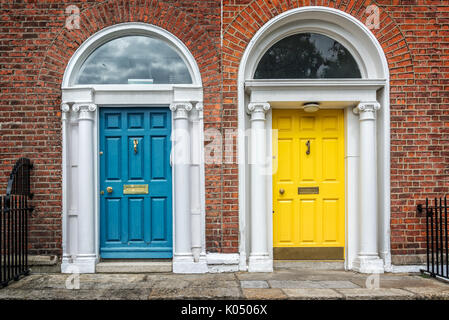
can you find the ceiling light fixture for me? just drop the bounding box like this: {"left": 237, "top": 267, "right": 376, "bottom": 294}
{"left": 303, "top": 102, "right": 320, "bottom": 112}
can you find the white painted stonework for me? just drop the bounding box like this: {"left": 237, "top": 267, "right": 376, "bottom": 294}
{"left": 238, "top": 7, "right": 391, "bottom": 273}
{"left": 60, "top": 9, "right": 395, "bottom": 274}
{"left": 60, "top": 23, "right": 220, "bottom": 274}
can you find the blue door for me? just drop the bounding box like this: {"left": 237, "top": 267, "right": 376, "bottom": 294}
{"left": 100, "top": 107, "right": 172, "bottom": 258}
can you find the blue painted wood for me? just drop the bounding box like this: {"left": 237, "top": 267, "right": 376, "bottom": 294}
{"left": 100, "top": 107, "right": 173, "bottom": 258}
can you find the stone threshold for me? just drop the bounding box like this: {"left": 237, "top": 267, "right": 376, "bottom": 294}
{"left": 96, "top": 261, "right": 172, "bottom": 273}
{"left": 274, "top": 260, "right": 345, "bottom": 270}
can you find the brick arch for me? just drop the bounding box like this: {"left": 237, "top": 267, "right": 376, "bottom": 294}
{"left": 222, "top": 0, "right": 414, "bottom": 86}
{"left": 37, "top": 0, "right": 217, "bottom": 91}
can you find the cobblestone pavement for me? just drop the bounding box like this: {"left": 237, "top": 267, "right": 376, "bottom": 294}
{"left": 1, "top": 268, "right": 449, "bottom": 300}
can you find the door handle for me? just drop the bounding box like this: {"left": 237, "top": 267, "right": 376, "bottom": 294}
{"left": 279, "top": 188, "right": 285, "bottom": 195}
{"left": 306, "top": 140, "right": 310, "bottom": 155}
{"left": 106, "top": 186, "right": 113, "bottom": 194}
{"left": 133, "top": 139, "right": 138, "bottom": 154}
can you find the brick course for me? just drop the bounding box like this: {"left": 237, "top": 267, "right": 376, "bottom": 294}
{"left": 1, "top": 0, "right": 448, "bottom": 263}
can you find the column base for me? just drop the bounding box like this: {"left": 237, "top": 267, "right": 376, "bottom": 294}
{"left": 173, "top": 254, "right": 208, "bottom": 274}
{"left": 239, "top": 252, "right": 248, "bottom": 272}
{"left": 206, "top": 253, "right": 240, "bottom": 273}
{"left": 353, "top": 255, "right": 385, "bottom": 274}
{"left": 61, "top": 255, "right": 96, "bottom": 274}
{"left": 248, "top": 254, "right": 273, "bottom": 272}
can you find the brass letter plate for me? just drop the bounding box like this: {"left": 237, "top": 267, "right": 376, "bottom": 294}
{"left": 298, "top": 187, "right": 319, "bottom": 195}
{"left": 123, "top": 184, "right": 149, "bottom": 195}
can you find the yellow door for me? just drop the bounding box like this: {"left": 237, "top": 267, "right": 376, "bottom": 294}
{"left": 272, "top": 109, "right": 345, "bottom": 260}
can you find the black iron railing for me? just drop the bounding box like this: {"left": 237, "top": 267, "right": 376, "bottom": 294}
{"left": 1, "top": 158, "right": 33, "bottom": 288}
{"left": 417, "top": 198, "right": 448, "bottom": 282}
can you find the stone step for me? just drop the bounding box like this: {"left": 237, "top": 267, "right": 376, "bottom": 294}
{"left": 29, "top": 255, "right": 60, "bottom": 273}
{"left": 274, "top": 260, "right": 345, "bottom": 270}
{"left": 96, "top": 261, "right": 172, "bottom": 273}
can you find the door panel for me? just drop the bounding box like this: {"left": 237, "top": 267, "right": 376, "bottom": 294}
{"left": 273, "top": 109, "right": 345, "bottom": 259}
{"left": 100, "top": 107, "right": 172, "bottom": 258}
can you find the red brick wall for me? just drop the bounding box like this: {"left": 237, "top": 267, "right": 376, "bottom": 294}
{"left": 0, "top": 0, "right": 223, "bottom": 256}
{"left": 1, "top": 0, "right": 448, "bottom": 262}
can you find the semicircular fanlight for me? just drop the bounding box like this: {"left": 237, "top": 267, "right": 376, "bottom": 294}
{"left": 254, "top": 33, "right": 361, "bottom": 79}
{"left": 75, "top": 35, "right": 193, "bottom": 85}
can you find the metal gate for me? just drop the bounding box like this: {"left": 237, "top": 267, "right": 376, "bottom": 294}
{"left": 418, "top": 198, "right": 448, "bottom": 282}
{"left": 1, "top": 158, "right": 34, "bottom": 288}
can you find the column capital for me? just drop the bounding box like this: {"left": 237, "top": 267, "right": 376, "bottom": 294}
{"left": 170, "top": 102, "right": 193, "bottom": 119}
{"left": 353, "top": 101, "right": 380, "bottom": 120}
{"left": 247, "top": 102, "right": 270, "bottom": 113}
{"left": 72, "top": 103, "right": 97, "bottom": 121}
{"left": 61, "top": 103, "right": 71, "bottom": 121}
{"left": 61, "top": 103, "right": 71, "bottom": 113}
{"left": 247, "top": 102, "right": 270, "bottom": 121}
{"left": 195, "top": 102, "right": 204, "bottom": 121}
{"left": 195, "top": 102, "right": 203, "bottom": 111}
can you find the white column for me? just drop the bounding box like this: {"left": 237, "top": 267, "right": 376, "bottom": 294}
{"left": 247, "top": 102, "right": 273, "bottom": 272}
{"left": 170, "top": 102, "right": 203, "bottom": 273}
{"left": 72, "top": 103, "right": 97, "bottom": 273}
{"left": 188, "top": 102, "right": 208, "bottom": 272}
{"left": 353, "top": 102, "right": 384, "bottom": 273}
{"left": 61, "top": 103, "right": 70, "bottom": 266}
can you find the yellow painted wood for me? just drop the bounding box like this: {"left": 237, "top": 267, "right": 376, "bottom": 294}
{"left": 272, "top": 109, "right": 345, "bottom": 252}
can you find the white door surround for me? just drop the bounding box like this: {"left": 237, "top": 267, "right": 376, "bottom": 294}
{"left": 60, "top": 23, "right": 209, "bottom": 273}
{"left": 238, "top": 7, "right": 391, "bottom": 273}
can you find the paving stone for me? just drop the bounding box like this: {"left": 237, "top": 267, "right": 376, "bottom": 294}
{"left": 2, "top": 269, "right": 449, "bottom": 300}
{"left": 268, "top": 280, "right": 323, "bottom": 289}
{"left": 318, "top": 281, "right": 360, "bottom": 289}
{"left": 336, "top": 288, "right": 415, "bottom": 300}
{"left": 0, "top": 289, "right": 96, "bottom": 300}
{"left": 148, "top": 287, "right": 243, "bottom": 300}
{"left": 350, "top": 274, "right": 448, "bottom": 289}
{"left": 2, "top": 274, "right": 43, "bottom": 289}
{"left": 236, "top": 272, "right": 276, "bottom": 281}
{"left": 240, "top": 280, "right": 269, "bottom": 289}
{"left": 80, "top": 280, "right": 140, "bottom": 290}
{"left": 166, "top": 273, "right": 237, "bottom": 281}
{"left": 101, "top": 288, "right": 151, "bottom": 300}
{"left": 242, "top": 289, "right": 287, "bottom": 300}
{"left": 283, "top": 288, "right": 344, "bottom": 300}
{"left": 238, "top": 269, "right": 366, "bottom": 282}
{"left": 402, "top": 287, "right": 449, "bottom": 300}
{"left": 150, "top": 279, "right": 239, "bottom": 289}
{"left": 80, "top": 273, "right": 147, "bottom": 283}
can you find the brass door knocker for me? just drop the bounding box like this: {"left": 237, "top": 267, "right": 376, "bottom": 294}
{"left": 133, "top": 139, "right": 138, "bottom": 154}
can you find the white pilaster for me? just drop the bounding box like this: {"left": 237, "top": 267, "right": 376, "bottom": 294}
{"left": 170, "top": 102, "right": 202, "bottom": 273}
{"left": 247, "top": 102, "right": 273, "bottom": 272}
{"left": 72, "top": 103, "right": 97, "bottom": 273}
{"left": 61, "top": 103, "right": 70, "bottom": 265}
{"left": 189, "top": 102, "right": 208, "bottom": 272}
{"left": 353, "top": 102, "right": 384, "bottom": 273}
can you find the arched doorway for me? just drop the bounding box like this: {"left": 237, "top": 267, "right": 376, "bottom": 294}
{"left": 238, "top": 7, "right": 390, "bottom": 273}
{"left": 60, "top": 23, "right": 207, "bottom": 273}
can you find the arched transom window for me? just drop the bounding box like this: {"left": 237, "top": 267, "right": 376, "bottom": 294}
{"left": 254, "top": 33, "right": 361, "bottom": 79}
{"left": 75, "top": 35, "right": 193, "bottom": 85}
